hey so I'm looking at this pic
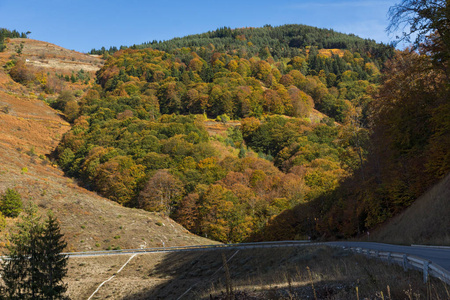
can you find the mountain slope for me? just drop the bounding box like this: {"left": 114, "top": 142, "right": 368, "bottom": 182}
{"left": 371, "top": 172, "right": 450, "bottom": 245}
{"left": 5, "top": 38, "right": 102, "bottom": 72}
{"left": 0, "top": 37, "right": 216, "bottom": 252}
{"left": 54, "top": 23, "right": 398, "bottom": 244}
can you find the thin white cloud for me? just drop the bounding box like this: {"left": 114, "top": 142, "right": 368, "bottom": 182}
{"left": 288, "top": 1, "right": 393, "bottom": 9}
{"left": 334, "top": 20, "right": 392, "bottom": 43}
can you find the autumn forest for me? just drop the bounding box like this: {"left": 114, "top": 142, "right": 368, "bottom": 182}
{"left": 4, "top": 3, "right": 449, "bottom": 245}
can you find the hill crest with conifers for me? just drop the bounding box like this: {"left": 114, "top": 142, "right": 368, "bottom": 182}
{"left": 91, "top": 24, "right": 393, "bottom": 63}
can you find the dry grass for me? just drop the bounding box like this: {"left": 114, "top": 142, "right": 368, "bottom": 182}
{"left": 5, "top": 38, "right": 103, "bottom": 73}
{"left": 203, "top": 120, "right": 241, "bottom": 136}
{"left": 64, "top": 246, "right": 450, "bottom": 299}
{"left": 371, "top": 173, "right": 450, "bottom": 246}
{"left": 0, "top": 38, "right": 102, "bottom": 97}
{"left": 66, "top": 255, "right": 133, "bottom": 299}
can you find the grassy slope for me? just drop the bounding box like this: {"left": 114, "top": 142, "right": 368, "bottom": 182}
{"left": 6, "top": 38, "right": 102, "bottom": 73}
{"left": 0, "top": 38, "right": 216, "bottom": 252}
{"left": 371, "top": 173, "right": 450, "bottom": 246}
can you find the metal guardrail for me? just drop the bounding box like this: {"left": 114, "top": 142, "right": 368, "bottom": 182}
{"left": 61, "top": 240, "right": 315, "bottom": 257}
{"left": 1, "top": 240, "right": 317, "bottom": 261}
{"left": 411, "top": 244, "right": 450, "bottom": 249}
{"left": 342, "top": 246, "right": 450, "bottom": 285}
{"left": 3, "top": 240, "right": 449, "bottom": 287}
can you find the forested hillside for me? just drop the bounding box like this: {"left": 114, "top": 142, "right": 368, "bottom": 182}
{"left": 54, "top": 24, "right": 397, "bottom": 243}
{"left": 0, "top": 35, "right": 214, "bottom": 252}
{"left": 257, "top": 1, "right": 450, "bottom": 241}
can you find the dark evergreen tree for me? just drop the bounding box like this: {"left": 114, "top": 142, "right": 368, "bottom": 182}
{"left": 0, "top": 205, "right": 42, "bottom": 299}
{"left": 0, "top": 207, "right": 69, "bottom": 300}
{"left": 0, "top": 28, "right": 28, "bottom": 52}
{"left": 38, "top": 213, "right": 69, "bottom": 300}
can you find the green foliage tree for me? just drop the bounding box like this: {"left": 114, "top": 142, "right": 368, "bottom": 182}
{"left": 52, "top": 90, "right": 75, "bottom": 112}
{"left": 0, "top": 206, "right": 69, "bottom": 299}
{"left": 1, "top": 204, "right": 43, "bottom": 298}
{"left": 1, "top": 188, "right": 23, "bottom": 218}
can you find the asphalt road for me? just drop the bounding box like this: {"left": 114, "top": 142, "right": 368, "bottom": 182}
{"left": 328, "top": 241, "right": 450, "bottom": 271}
{"left": 63, "top": 240, "right": 450, "bottom": 274}
{"left": 45, "top": 240, "right": 449, "bottom": 288}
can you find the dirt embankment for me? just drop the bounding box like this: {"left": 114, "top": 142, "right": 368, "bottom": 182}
{"left": 371, "top": 173, "right": 450, "bottom": 245}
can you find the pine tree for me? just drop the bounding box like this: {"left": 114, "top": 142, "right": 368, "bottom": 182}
{"left": 1, "top": 205, "right": 42, "bottom": 299}
{"left": 39, "top": 213, "right": 69, "bottom": 299}
{"left": 0, "top": 207, "right": 69, "bottom": 299}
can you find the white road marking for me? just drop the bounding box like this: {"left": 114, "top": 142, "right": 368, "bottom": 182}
{"left": 87, "top": 253, "right": 137, "bottom": 300}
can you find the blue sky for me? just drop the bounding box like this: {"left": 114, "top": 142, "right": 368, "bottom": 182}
{"left": 0, "top": 0, "right": 399, "bottom": 53}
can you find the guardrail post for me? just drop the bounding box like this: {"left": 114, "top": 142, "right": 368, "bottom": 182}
{"left": 387, "top": 252, "right": 391, "bottom": 264}
{"left": 375, "top": 250, "right": 379, "bottom": 258}
{"left": 423, "top": 261, "right": 429, "bottom": 283}
{"left": 403, "top": 254, "right": 408, "bottom": 271}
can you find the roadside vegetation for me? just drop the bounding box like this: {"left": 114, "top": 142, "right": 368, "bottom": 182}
{"left": 371, "top": 173, "right": 450, "bottom": 246}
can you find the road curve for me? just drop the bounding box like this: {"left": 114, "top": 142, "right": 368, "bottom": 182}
{"left": 61, "top": 241, "right": 450, "bottom": 272}
{"left": 327, "top": 241, "right": 450, "bottom": 272}
{"left": 59, "top": 240, "right": 450, "bottom": 274}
